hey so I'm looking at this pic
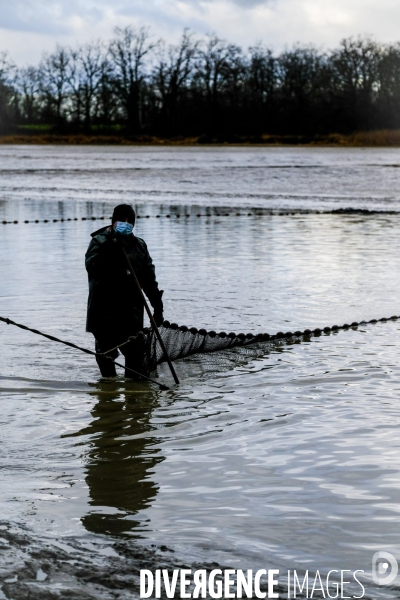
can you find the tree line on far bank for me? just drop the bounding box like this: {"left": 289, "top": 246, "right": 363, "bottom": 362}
{"left": 1, "top": 28, "right": 400, "bottom": 139}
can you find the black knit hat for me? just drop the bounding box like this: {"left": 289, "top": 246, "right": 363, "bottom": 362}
{"left": 111, "top": 204, "right": 136, "bottom": 226}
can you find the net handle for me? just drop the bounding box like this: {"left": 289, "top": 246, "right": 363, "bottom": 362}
{"left": 120, "top": 244, "right": 180, "bottom": 385}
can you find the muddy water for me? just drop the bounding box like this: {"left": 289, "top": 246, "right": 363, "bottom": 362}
{"left": 0, "top": 146, "right": 400, "bottom": 598}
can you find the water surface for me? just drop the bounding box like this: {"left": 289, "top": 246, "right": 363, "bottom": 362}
{"left": 0, "top": 146, "right": 400, "bottom": 599}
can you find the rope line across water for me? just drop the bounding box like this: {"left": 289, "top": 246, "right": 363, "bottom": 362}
{"left": 0, "top": 316, "right": 169, "bottom": 390}
{"left": 160, "top": 316, "right": 399, "bottom": 342}
{"left": 1, "top": 208, "right": 399, "bottom": 225}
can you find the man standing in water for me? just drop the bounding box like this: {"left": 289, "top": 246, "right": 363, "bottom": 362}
{"left": 85, "top": 204, "right": 164, "bottom": 378}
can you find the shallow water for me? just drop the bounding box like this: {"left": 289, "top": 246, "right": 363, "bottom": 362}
{"left": 1, "top": 146, "right": 400, "bottom": 598}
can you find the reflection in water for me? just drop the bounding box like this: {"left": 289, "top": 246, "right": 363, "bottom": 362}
{"left": 78, "top": 380, "right": 163, "bottom": 537}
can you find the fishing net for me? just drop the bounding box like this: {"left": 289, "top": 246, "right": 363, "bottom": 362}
{"left": 140, "top": 320, "right": 275, "bottom": 373}
{"left": 139, "top": 318, "right": 390, "bottom": 374}
{"left": 1, "top": 314, "right": 395, "bottom": 380}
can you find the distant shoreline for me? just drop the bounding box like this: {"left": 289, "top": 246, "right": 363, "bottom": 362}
{"left": 2, "top": 130, "right": 400, "bottom": 147}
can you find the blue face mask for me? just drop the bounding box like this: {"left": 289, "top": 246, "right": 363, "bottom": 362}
{"left": 115, "top": 221, "right": 133, "bottom": 236}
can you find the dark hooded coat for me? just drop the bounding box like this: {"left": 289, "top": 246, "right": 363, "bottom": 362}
{"left": 85, "top": 226, "right": 162, "bottom": 335}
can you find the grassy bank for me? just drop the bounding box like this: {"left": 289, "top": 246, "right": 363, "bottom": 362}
{"left": 2, "top": 130, "right": 400, "bottom": 146}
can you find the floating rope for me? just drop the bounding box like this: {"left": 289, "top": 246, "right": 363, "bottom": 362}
{"left": 160, "top": 315, "right": 399, "bottom": 342}
{"left": 2, "top": 208, "right": 399, "bottom": 225}
{"left": 0, "top": 316, "right": 169, "bottom": 391}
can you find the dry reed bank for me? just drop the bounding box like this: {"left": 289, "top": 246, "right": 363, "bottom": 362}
{"left": 2, "top": 130, "right": 400, "bottom": 146}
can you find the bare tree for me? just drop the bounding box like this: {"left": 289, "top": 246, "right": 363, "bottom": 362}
{"left": 331, "top": 36, "right": 381, "bottom": 129}
{"left": 66, "top": 42, "right": 108, "bottom": 131}
{"left": 243, "top": 44, "right": 277, "bottom": 133}
{"left": 109, "top": 26, "right": 158, "bottom": 133}
{"left": 67, "top": 50, "right": 83, "bottom": 126}
{"left": 188, "top": 35, "right": 246, "bottom": 135}
{"left": 80, "top": 42, "right": 108, "bottom": 131}
{"left": 275, "top": 45, "right": 331, "bottom": 133}
{"left": 17, "top": 66, "right": 41, "bottom": 123}
{"left": 0, "top": 52, "right": 17, "bottom": 132}
{"left": 153, "top": 30, "right": 198, "bottom": 133}
{"left": 95, "top": 58, "right": 117, "bottom": 127}
{"left": 221, "top": 44, "right": 246, "bottom": 112}
{"left": 247, "top": 44, "right": 276, "bottom": 107}
{"left": 194, "top": 35, "right": 241, "bottom": 104}
{"left": 39, "top": 45, "right": 70, "bottom": 130}
{"left": 278, "top": 46, "right": 327, "bottom": 101}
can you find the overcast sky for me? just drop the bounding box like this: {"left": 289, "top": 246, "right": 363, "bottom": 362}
{"left": 1, "top": 0, "right": 400, "bottom": 65}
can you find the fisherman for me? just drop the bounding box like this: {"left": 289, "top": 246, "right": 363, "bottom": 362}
{"left": 85, "top": 204, "right": 164, "bottom": 378}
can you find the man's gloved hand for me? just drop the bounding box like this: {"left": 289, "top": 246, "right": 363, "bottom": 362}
{"left": 152, "top": 290, "right": 164, "bottom": 327}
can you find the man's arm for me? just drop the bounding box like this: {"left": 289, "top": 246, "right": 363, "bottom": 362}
{"left": 139, "top": 242, "right": 164, "bottom": 326}
{"left": 85, "top": 236, "right": 115, "bottom": 278}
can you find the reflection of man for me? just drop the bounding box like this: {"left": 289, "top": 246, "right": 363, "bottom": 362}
{"left": 81, "top": 381, "right": 163, "bottom": 536}
{"left": 85, "top": 204, "right": 164, "bottom": 378}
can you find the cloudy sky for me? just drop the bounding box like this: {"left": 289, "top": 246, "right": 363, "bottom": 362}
{"left": 1, "top": 0, "right": 400, "bottom": 65}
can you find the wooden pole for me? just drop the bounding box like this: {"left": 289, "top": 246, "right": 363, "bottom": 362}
{"left": 120, "top": 245, "right": 180, "bottom": 385}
